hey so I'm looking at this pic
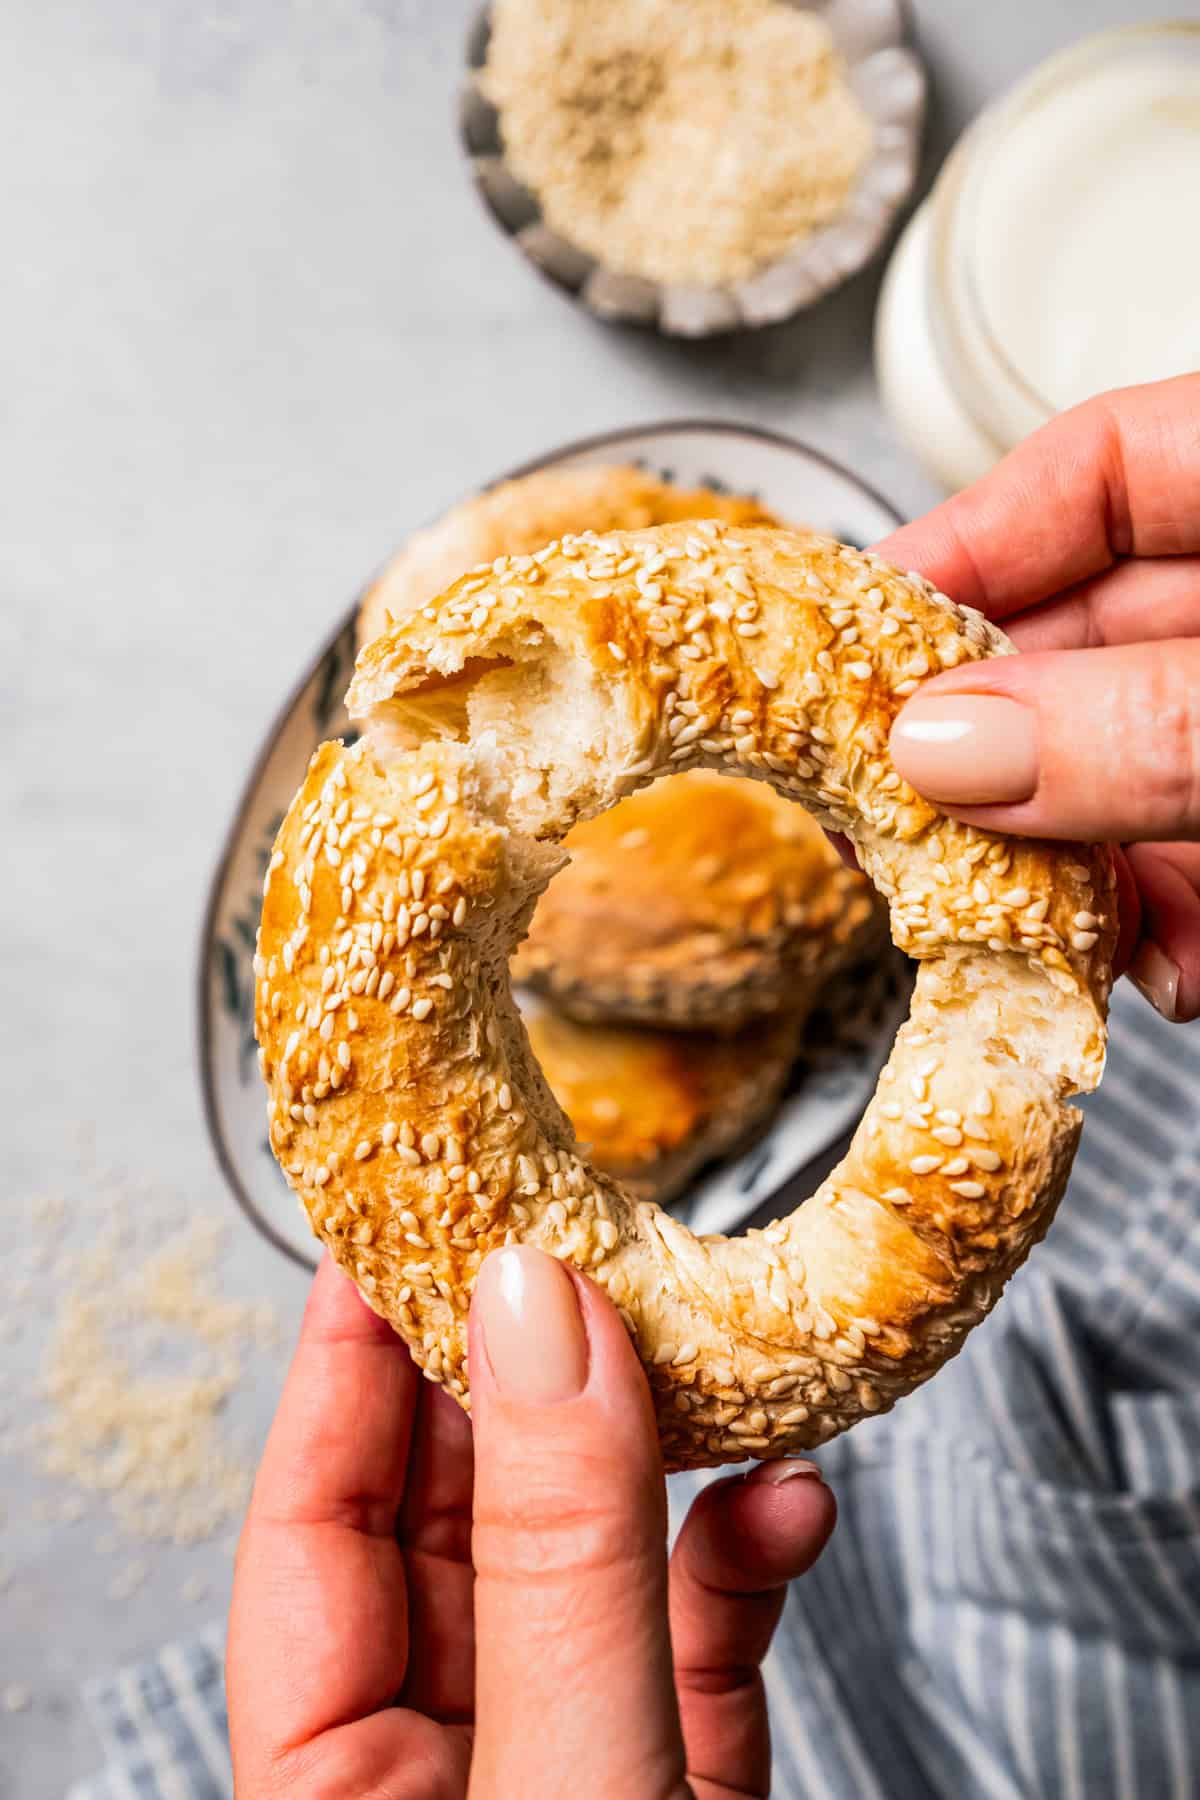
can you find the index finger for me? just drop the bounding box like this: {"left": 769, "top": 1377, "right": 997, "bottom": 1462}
{"left": 244, "top": 1253, "right": 417, "bottom": 1533}
{"left": 875, "top": 375, "right": 1200, "bottom": 619}
{"left": 228, "top": 1257, "right": 417, "bottom": 1770}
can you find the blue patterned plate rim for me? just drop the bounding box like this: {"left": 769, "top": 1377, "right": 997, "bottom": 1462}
{"left": 197, "top": 418, "right": 903, "bottom": 1272}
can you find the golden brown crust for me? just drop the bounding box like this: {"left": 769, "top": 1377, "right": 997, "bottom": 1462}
{"left": 257, "top": 522, "right": 1115, "bottom": 1468}
{"left": 357, "top": 464, "right": 783, "bottom": 649}
{"left": 360, "top": 464, "right": 849, "bottom": 1027}
{"left": 515, "top": 770, "right": 880, "bottom": 1026}
{"left": 522, "top": 1000, "right": 801, "bottom": 1203}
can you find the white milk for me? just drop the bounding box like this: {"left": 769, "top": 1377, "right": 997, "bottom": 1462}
{"left": 874, "top": 26, "right": 1200, "bottom": 492}
{"left": 971, "top": 51, "right": 1200, "bottom": 411}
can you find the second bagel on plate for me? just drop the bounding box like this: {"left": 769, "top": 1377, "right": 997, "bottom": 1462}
{"left": 522, "top": 998, "right": 802, "bottom": 1205}
{"left": 515, "top": 769, "right": 881, "bottom": 1030}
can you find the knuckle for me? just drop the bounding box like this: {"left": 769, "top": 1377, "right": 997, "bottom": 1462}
{"left": 676, "top": 1661, "right": 762, "bottom": 1701}
{"left": 1129, "top": 657, "right": 1200, "bottom": 833}
{"left": 257, "top": 1740, "right": 360, "bottom": 1800}
{"left": 474, "top": 1466, "right": 662, "bottom": 1588}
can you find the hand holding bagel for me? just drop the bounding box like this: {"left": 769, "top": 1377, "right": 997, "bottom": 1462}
{"left": 884, "top": 374, "right": 1200, "bottom": 1021}
{"left": 234, "top": 376, "right": 1200, "bottom": 1798}
{"left": 228, "top": 1249, "right": 836, "bottom": 1798}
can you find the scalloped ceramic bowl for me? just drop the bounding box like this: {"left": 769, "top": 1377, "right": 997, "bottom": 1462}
{"left": 199, "top": 420, "right": 911, "bottom": 1271}
{"left": 461, "top": 0, "right": 927, "bottom": 337}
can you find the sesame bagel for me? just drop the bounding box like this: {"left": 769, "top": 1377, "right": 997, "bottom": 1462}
{"left": 514, "top": 769, "right": 879, "bottom": 1027}
{"left": 256, "top": 522, "right": 1115, "bottom": 1469}
{"left": 522, "top": 999, "right": 802, "bottom": 1204}
{"left": 357, "top": 463, "right": 782, "bottom": 650}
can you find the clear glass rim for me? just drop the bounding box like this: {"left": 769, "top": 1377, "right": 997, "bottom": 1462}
{"left": 928, "top": 20, "right": 1200, "bottom": 441}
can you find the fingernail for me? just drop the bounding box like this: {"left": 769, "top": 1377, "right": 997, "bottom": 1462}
{"left": 474, "top": 1246, "right": 588, "bottom": 1403}
{"left": 1129, "top": 942, "right": 1180, "bottom": 1022}
{"left": 891, "top": 694, "right": 1038, "bottom": 805}
{"left": 757, "top": 1458, "right": 825, "bottom": 1486}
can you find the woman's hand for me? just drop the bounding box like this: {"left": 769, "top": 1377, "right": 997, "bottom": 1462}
{"left": 879, "top": 373, "right": 1200, "bottom": 1020}
{"left": 228, "top": 1249, "right": 834, "bottom": 1798}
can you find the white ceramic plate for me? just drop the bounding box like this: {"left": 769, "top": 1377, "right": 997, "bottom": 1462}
{"left": 198, "top": 420, "right": 908, "bottom": 1270}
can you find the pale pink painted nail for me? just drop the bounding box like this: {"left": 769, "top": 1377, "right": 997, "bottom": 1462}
{"left": 474, "top": 1246, "right": 588, "bottom": 1402}
{"left": 891, "top": 694, "right": 1038, "bottom": 805}
{"left": 1129, "top": 942, "right": 1180, "bottom": 1022}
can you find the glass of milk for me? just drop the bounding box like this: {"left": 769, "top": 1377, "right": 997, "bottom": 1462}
{"left": 875, "top": 22, "right": 1200, "bottom": 493}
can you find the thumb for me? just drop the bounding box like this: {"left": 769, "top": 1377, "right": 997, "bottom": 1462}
{"left": 467, "top": 1246, "right": 686, "bottom": 1800}
{"left": 889, "top": 639, "right": 1200, "bottom": 843}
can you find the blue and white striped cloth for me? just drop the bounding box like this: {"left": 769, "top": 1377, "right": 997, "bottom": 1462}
{"left": 69, "top": 1624, "right": 230, "bottom": 1800}
{"left": 75, "top": 987, "right": 1200, "bottom": 1799}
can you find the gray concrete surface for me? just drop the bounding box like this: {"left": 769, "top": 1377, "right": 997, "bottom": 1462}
{"left": 2, "top": 2, "right": 1183, "bottom": 1792}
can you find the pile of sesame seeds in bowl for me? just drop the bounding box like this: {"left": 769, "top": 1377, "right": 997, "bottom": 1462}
{"left": 463, "top": 0, "right": 926, "bottom": 334}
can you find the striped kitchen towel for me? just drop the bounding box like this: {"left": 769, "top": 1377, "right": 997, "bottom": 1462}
{"left": 76, "top": 986, "right": 1200, "bottom": 1799}
{"left": 68, "top": 1623, "right": 231, "bottom": 1800}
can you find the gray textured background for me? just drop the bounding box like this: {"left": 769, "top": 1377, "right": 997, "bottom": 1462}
{"left": 1, "top": 1, "right": 1182, "bottom": 1791}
